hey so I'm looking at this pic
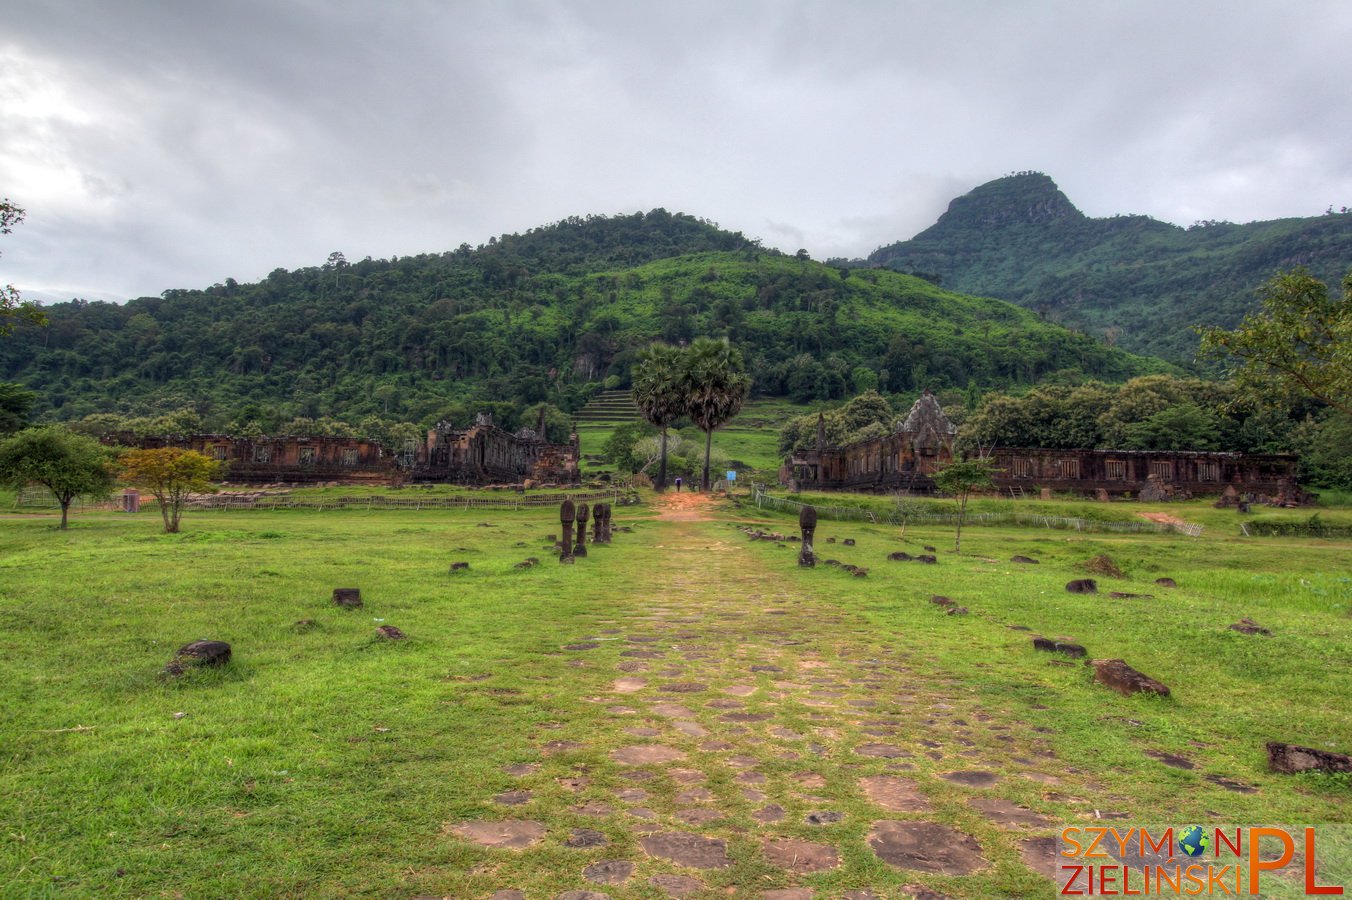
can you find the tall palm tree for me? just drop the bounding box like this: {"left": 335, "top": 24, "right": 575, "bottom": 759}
{"left": 683, "top": 337, "right": 751, "bottom": 491}
{"left": 631, "top": 343, "right": 687, "bottom": 490}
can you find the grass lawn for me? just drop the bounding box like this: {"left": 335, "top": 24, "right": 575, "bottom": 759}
{"left": 1, "top": 491, "right": 1349, "bottom": 897}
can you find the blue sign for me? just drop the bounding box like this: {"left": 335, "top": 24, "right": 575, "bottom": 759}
{"left": 726, "top": 470, "right": 737, "bottom": 481}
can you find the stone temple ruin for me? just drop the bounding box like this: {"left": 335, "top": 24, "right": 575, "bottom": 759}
{"left": 785, "top": 390, "right": 1304, "bottom": 501}
{"left": 784, "top": 390, "right": 959, "bottom": 492}
{"left": 110, "top": 411, "right": 580, "bottom": 486}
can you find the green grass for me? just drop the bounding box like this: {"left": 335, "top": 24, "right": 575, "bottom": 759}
{"left": 2, "top": 494, "right": 1349, "bottom": 897}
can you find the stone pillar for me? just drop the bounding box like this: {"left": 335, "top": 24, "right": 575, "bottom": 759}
{"left": 574, "top": 502, "right": 589, "bottom": 557}
{"left": 593, "top": 501, "right": 606, "bottom": 544}
{"left": 798, "top": 505, "right": 817, "bottom": 567}
{"left": 603, "top": 503, "right": 613, "bottom": 542}
{"left": 560, "top": 500, "right": 575, "bottom": 561}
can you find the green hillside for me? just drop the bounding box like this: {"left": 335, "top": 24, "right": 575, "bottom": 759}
{"left": 869, "top": 172, "right": 1352, "bottom": 363}
{"left": 1, "top": 209, "right": 1166, "bottom": 431}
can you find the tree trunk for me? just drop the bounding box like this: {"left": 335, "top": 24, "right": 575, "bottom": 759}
{"left": 59, "top": 498, "right": 70, "bottom": 530}
{"left": 954, "top": 493, "right": 967, "bottom": 553}
{"left": 656, "top": 427, "right": 668, "bottom": 491}
{"left": 158, "top": 492, "right": 173, "bottom": 533}
{"left": 702, "top": 428, "right": 713, "bottom": 491}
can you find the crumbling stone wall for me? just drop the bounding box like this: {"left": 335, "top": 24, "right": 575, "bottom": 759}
{"left": 783, "top": 392, "right": 1302, "bottom": 499}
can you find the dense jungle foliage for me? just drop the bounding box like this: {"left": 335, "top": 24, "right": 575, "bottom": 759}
{"left": 0, "top": 210, "right": 1164, "bottom": 436}
{"left": 868, "top": 173, "right": 1352, "bottom": 363}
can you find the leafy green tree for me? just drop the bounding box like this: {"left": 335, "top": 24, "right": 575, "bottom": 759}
{"left": 601, "top": 421, "right": 656, "bottom": 473}
{"left": 1121, "top": 403, "right": 1224, "bottom": 451}
{"left": 932, "top": 456, "right": 997, "bottom": 554}
{"left": 632, "top": 343, "right": 687, "bottom": 490}
{"left": 1, "top": 199, "right": 46, "bottom": 335}
{"left": 0, "top": 426, "right": 115, "bottom": 529}
{"left": 681, "top": 337, "right": 751, "bottom": 490}
{"left": 1293, "top": 411, "right": 1352, "bottom": 489}
{"left": 120, "top": 448, "right": 223, "bottom": 533}
{"left": 0, "top": 382, "right": 36, "bottom": 434}
{"left": 1199, "top": 268, "right": 1352, "bottom": 416}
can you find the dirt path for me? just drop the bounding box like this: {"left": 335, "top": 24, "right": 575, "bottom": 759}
{"left": 449, "top": 502, "right": 1071, "bottom": 897}
{"left": 653, "top": 490, "right": 719, "bottom": 522}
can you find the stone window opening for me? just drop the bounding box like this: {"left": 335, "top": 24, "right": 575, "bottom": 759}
{"left": 342, "top": 448, "right": 358, "bottom": 466}
{"left": 253, "top": 445, "right": 272, "bottom": 464}
{"left": 1105, "top": 459, "right": 1126, "bottom": 480}
{"left": 298, "top": 446, "right": 317, "bottom": 466}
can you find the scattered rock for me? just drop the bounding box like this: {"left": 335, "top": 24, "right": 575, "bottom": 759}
{"left": 582, "top": 860, "right": 634, "bottom": 884}
{"left": 565, "top": 828, "right": 609, "bottom": 848}
{"left": 493, "top": 790, "right": 532, "bottom": 805}
{"left": 1033, "top": 637, "right": 1086, "bottom": 658}
{"left": 923, "top": 545, "right": 936, "bottom": 552}
{"left": 660, "top": 682, "right": 708, "bottom": 693}
{"left": 969, "top": 797, "right": 1052, "bottom": 827}
{"left": 639, "top": 832, "right": 733, "bottom": 869}
{"left": 752, "top": 804, "right": 785, "bottom": 823}
{"left": 573, "top": 801, "right": 614, "bottom": 817}
{"left": 291, "top": 619, "right": 318, "bottom": 633}
{"left": 855, "top": 743, "right": 909, "bottom": 758}
{"left": 1109, "top": 592, "right": 1153, "bottom": 599}
{"left": 930, "top": 595, "right": 954, "bottom": 607}
{"left": 1011, "top": 555, "right": 1039, "bottom": 564}
{"left": 858, "top": 775, "right": 930, "bottom": 812}
{"left": 450, "top": 820, "right": 546, "bottom": 850}
{"left": 1089, "top": 658, "right": 1171, "bottom": 698}
{"left": 331, "top": 588, "right": 362, "bottom": 608}
{"left": 556, "top": 891, "right": 609, "bottom": 900}
{"left": 938, "top": 770, "right": 1000, "bottom": 787}
{"left": 1085, "top": 554, "right": 1124, "bottom": 578}
{"left": 888, "top": 551, "right": 913, "bottom": 561}
{"left": 375, "top": 625, "right": 406, "bottom": 640}
{"left": 649, "top": 874, "right": 704, "bottom": 898}
{"left": 1266, "top": 742, "right": 1352, "bottom": 774}
{"left": 1229, "top": 617, "right": 1272, "bottom": 636}
{"left": 916, "top": 555, "right": 937, "bottom": 564}
{"left": 1154, "top": 577, "right": 1177, "bottom": 588}
{"left": 450, "top": 562, "right": 470, "bottom": 571}
{"left": 868, "top": 821, "right": 988, "bottom": 875}
{"left": 1020, "top": 835, "right": 1063, "bottom": 881}
{"left": 610, "top": 745, "right": 686, "bottom": 766}
{"left": 1065, "top": 579, "right": 1097, "bottom": 594}
{"left": 843, "top": 538, "right": 856, "bottom": 546}
{"left": 163, "top": 639, "right": 231, "bottom": 676}
{"left": 805, "top": 810, "right": 843, "bottom": 825}
{"left": 564, "top": 642, "right": 601, "bottom": 651}
{"left": 1144, "top": 750, "right": 1195, "bottom": 770}
{"left": 945, "top": 607, "right": 968, "bottom": 616}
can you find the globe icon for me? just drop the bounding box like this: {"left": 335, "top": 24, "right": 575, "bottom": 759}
{"left": 1178, "top": 825, "right": 1210, "bottom": 858}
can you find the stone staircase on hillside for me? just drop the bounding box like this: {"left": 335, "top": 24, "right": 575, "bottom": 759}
{"left": 575, "top": 390, "right": 641, "bottom": 428}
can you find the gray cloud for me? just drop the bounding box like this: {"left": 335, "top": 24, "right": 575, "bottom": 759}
{"left": 3, "top": 0, "right": 1351, "bottom": 300}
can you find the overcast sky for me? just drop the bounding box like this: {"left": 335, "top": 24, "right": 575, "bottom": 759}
{"left": 4, "top": 0, "right": 1351, "bottom": 304}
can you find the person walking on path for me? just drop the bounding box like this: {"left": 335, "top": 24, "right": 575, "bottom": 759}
{"left": 674, "top": 477, "right": 682, "bottom": 492}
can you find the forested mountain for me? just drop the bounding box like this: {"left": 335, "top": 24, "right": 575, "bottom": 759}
{"left": 868, "top": 173, "right": 1352, "bottom": 363}
{"left": 1, "top": 209, "right": 1166, "bottom": 433}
